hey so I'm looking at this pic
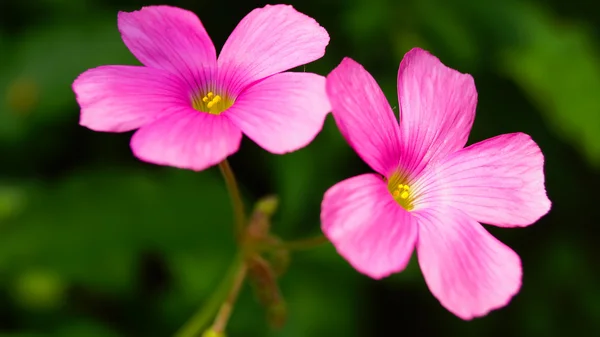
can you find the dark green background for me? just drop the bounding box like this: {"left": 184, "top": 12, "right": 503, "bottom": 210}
{"left": 0, "top": 0, "right": 598, "bottom": 336}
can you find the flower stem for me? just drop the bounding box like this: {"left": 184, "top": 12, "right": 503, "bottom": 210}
{"left": 270, "top": 235, "right": 330, "bottom": 251}
{"left": 218, "top": 159, "right": 246, "bottom": 240}
{"left": 173, "top": 253, "right": 244, "bottom": 337}
{"left": 209, "top": 261, "right": 248, "bottom": 334}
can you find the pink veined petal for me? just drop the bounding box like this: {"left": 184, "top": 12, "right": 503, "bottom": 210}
{"left": 397, "top": 48, "right": 477, "bottom": 176}
{"left": 73, "top": 65, "right": 188, "bottom": 132}
{"left": 413, "top": 133, "right": 551, "bottom": 227}
{"left": 217, "top": 4, "right": 329, "bottom": 96}
{"left": 118, "top": 5, "right": 216, "bottom": 88}
{"left": 226, "top": 72, "right": 330, "bottom": 154}
{"left": 130, "top": 109, "right": 242, "bottom": 171}
{"left": 415, "top": 207, "right": 522, "bottom": 320}
{"left": 326, "top": 57, "right": 402, "bottom": 177}
{"left": 321, "top": 173, "right": 418, "bottom": 279}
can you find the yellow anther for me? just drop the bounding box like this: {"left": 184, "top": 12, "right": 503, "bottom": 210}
{"left": 193, "top": 92, "right": 232, "bottom": 115}
{"left": 392, "top": 183, "right": 411, "bottom": 200}
{"left": 397, "top": 184, "right": 409, "bottom": 191}
{"left": 202, "top": 94, "right": 223, "bottom": 110}
{"left": 387, "top": 175, "right": 414, "bottom": 211}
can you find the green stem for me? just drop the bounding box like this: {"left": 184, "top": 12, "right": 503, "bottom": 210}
{"left": 174, "top": 253, "right": 244, "bottom": 337}
{"left": 218, "top": 159, "right": 246, "bottom": 240}
{"left": 269, "top": 235, "right": 330, "bottom": 251}
{"left": 209, "top": 261, "right": 247, "bottom": 334}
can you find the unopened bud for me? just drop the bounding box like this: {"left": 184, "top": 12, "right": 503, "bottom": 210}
{"left": 202, "top": 328, "right": 226, "bottom": 337}
{"left": 247, "top": 255, "right": 280, "bottom": 306}
{"left": 246, "top": 195, "right": 279, "bottom": 240}
{"left": 267, "top": 300, "right": 287, "bottom": 329}
{"left": 264, "top": 239, "right": 290, "bottom": 277}
{"left": 255, "top": 195, "right": 279, "bottom": 217}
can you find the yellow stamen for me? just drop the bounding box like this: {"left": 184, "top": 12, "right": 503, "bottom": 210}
{"left": 388, "top": 176, "right": 414, "bottom": 211}
{"left": 391, "top": 183, "right": 411, "bottom": 199}
{"left": 201, "top": 94, "right": 223, "bottom": 112}
{"left": 192, "top": 91, "right": 234, "bottom": 115}
{"left": 397, "top": 184, "right": 409, "bottom": 192}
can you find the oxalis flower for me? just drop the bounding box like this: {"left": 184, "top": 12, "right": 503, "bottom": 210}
{"left": 73, "top": 5, "right": 330, "bottom": 171}
{"left": 321, "top": 48, "right": 551, "bottom": 319}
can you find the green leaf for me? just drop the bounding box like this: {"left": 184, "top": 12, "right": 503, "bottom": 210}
{"left": 0, "top": 184, "right": 27, "bottom": 222}
{"left": 0, "top": 168, "right": 234, "bottom": 297}
{"left": 0, "top": 17, "right": 136, "bottom": 142}
{"left": 500, "top": 3, "right": 600, "bottom": 167}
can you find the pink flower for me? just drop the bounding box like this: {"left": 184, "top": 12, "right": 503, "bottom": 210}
{"left": 321, "top": 48, "right": 551, "bottom": 319}
{"left": 73, "top": 5, "right": 330, "bottom": 171}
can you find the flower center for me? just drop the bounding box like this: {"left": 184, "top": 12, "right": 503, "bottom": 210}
{"left": 387, "top": 177, "right": 414, "bottom": 211}
{"left": 192, "top": 91, "right": 234, "bottom": 115}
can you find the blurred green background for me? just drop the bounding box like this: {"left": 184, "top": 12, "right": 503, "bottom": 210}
{"left": 1, "top": 0, "right": 599, "bottom": 336}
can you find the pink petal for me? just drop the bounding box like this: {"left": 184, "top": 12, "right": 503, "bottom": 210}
{"left": 397, "top": 48, "right": 477, "bottom": 176}
{"left": 413, "top": 133, "right": 551, "bottom": 227}
{"left": 217, "top": 4, "right": 329, "bottom": 95}
{"left": 416, "top": 207, "right": 522, "bottom": 320}
{"left": 73, "top": 65, "right": 187, "bottom": 132}
{"left": 118, "top": 6, "right": 216, "bottom": 86}
{"left": 321, "top": 174, "right": 418, "bottom": 279}
{"left": 326, "top": 58, "right": 402, "bottom": 176}
{"left": 226, "top": 72, "right": 330, "bottom": 154}
{"left": 130, "top": 109, "right": 242, "bottom": 171}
